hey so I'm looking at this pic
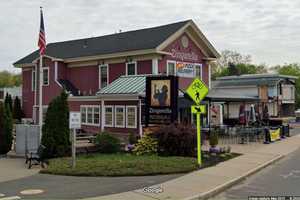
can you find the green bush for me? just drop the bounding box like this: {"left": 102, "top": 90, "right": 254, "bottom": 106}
{"left": 0, "top": 102, "right": 13, "bottom": 154}
{"left": 128, "top": 132, "right": 138, "bottom": 145}
{"left": 4, "top": 93, "right": 12, "bottom": 112}
{"left": 133, "top": 134, "right": 158, "bottom": 156}
{"left": 41, "top": 91, "right": 70, "bottom": 158}
{"left": 95, "top": 132, "right": 121, "bottom": 153}
{"left": 13, "top": 96, "right": 24, "bottom": 123}
{"left": 153, "top": 123, "right": 196, "bottom": 157}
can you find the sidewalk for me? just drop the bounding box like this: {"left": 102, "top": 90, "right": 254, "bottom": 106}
{"left": 0, "top": 158, "right": 39, "bottom": 183}
{"left": 84, "top": 134, "right": 300, "bottom": 200}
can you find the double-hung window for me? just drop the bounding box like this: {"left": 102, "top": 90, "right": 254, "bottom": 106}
{"left": 126, "top": 106, "right": 137, "bottom": 128}
{"left": 80, "top": 105, "right": 100, "bottom": 126}
{"left": 126, "top": 62, "right": 137, "bottom": 75}
{"left": 194, "top": 64, "right": 202, "bottom": 78}
{"left": 167, "top": 61, "right": 176, "bottom": 76}
{"left": 99, "top": 65, "right": 108, "bottom": 89}
{"left": 32, "top": 70, "right": 36, "bottom": 91}
{"left": 104, "top": 106, "right": 114, "bottom": 127}
{"left": 43, "top": 68, "right": 49, "bottom": 86}
{"left": 115, "top": 106, "right": 125, "bottom": 128}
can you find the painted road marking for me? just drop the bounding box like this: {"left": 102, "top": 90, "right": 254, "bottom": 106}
{"left": 20, "top": 189, "right": 44, "bottom": 195}
{"left": 280, "top": 169, "right": 300, "bottom": 179}
{"left": 0, "top": 196, "right": 21, "bottom": 200}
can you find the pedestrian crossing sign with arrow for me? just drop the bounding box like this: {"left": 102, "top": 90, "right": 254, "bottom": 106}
{"left": 191, "top": 105, "right": 206, "bottom": 114}
{"left": 186, "top": 78, "right": 209, "bottom": 105}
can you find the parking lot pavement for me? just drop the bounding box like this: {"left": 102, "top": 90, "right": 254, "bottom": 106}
{"left": 0, "top": 158, "right": 39, "bottom": 183}
{"left": 0, "top": 173, "right": 182, "bottom": 199}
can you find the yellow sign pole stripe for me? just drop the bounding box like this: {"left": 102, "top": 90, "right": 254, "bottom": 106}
{"left": 196, "top": 113, "right": 201, "bottom": 166}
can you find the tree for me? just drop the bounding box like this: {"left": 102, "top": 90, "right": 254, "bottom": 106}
{"left": 4, "top": 94, "right": 13, "bottom": 112}
{"left": 211, "top": 50, "right": 267, "bottom": 80}
{"left": 41, "top": 91, "right": 70, "bottom": 158}
{"left": 272, "top": 63, "right": 300, "bottom": 108}
{"left": 0, "top": 71, "right": 21, "bottom": 88}
{"left": 0, "top": 100, "right": 13, "bottom": 154}
{"left": 217, "top": 50, "right": 252, "bottom": 68}
{"left": 13, "top": 96, "right": 24, "bottom": 123}
{"left": 212, "top": 63, "right": 267, "bottom": 79}
{"left": 0, "top": 102, "right": 5, "bottom": 154}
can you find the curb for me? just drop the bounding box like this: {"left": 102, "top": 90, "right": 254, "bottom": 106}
{"left": 184, "top": 154, "right": 284, "bottom": 200}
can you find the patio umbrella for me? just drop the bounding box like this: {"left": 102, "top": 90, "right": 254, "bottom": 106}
{"left": 239, "top": 104, "right": 246, "bottom": 125}
{"left": 249, "top": 104, "right": 256, "bottom": 123}
{"left": 254, "top": 104, "right": 260, "bottom": 122}
{"left": 263, "top": 104, "right": 269, "bottom": 120}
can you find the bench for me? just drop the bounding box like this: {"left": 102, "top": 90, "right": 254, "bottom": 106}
{"left": 25, "top": 144, "right": 46, "bottom": 169}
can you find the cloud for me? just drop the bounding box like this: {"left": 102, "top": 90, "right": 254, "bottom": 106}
{"left": 0, "top": 0, "right": 299, "bottom": 72}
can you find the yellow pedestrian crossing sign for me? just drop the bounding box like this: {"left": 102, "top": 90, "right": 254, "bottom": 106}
{"left": 186, "top": 78, "right": 209, "bottom": 105}
{"left": 191, "top": 105, "right": 206, "bottom": 114}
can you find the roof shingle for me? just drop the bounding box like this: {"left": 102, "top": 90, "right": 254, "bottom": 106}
{"left": 14, "top": 20, "right": 190, "bottom": 65}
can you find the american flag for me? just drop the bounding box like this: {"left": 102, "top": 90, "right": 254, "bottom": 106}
{"left": 38, "top": 7, "right": 46, "bottom": 55}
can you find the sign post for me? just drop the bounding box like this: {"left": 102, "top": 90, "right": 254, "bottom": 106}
{"left": 69, "top": 112, "right": 81, "bottom": 169}
{"left": 186, "top": 79, "right": 209, "bottom": 166}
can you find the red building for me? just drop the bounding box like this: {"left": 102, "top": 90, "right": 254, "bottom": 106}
{"left": 14, "top": 20, "right": 219, "bottom": 136}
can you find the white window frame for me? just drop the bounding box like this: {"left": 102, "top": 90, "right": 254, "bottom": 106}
{"left": 80, "top": 105, "right": 101, "bottom": 126}
{"left": 114, "top": 105, "right": 125, "bottom": 128}
{"left": 104, "top": 105, "right": 114, "bottom": 127}
{"left": 32, "top": 70, "right": 36, "bottom": 91}
{"left": 194, "top": 63, "right": 203, "bottom": 79}
{"left": 166, "top": 60, "right": 176, "bottom": 76}
{"left": 126, "top": 106, "right": 137, "bottom": 129}
{"left": 42, "top": 67, "right": 49, "bottom": 86}
{"left": 125, "top": 61, "right": 137, "bottom": 76}
{"left": 99, "top": 64, "right": 109, "bottom": 89}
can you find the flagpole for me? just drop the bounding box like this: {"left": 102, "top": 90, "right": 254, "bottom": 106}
{"left": 38, "top": 6, "right": 44, "bottom": 142}
{"left": 39, "top": 54, "right": 43, "bottom": 142}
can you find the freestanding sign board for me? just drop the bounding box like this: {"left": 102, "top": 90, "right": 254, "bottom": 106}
{"left": 69, "top": 112, "right": 81, "bottom": 168}
{"left": 145, "top": 76, "right": 178, "bottom": 125}
{"left": 69, "top": 112, "right": 81, "bottom": 129}
{"left": 186, "top": 78, "right": 209, "bottom": 166}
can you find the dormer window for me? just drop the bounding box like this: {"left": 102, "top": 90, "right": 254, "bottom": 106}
{"left": 126, "top": 62, "right": 137, "bottom": 75}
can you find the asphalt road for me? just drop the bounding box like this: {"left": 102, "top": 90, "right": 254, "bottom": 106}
{"left": 211, "top": 146, "right": 300, "bottom": 200}
{"left": 0, "top": 173, "right": 182, "bottom": 199}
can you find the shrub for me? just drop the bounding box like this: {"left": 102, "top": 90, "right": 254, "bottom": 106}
{"left": 0, "top": 102, "right": 13, "bottom": 154}
{"left": 209, "top": 128, "right": 219, "bottom": 147}
{"left": 153, "top": 123, "right": 196, "bottom": 157}
{"left": 133, "top": 133, "right": 158, "bottom": 156}
{"left": 128, "top": 132, "right": 138, "bottom": 145}
{"left": 4, "top": 93, "right": 12, "bottom": 112}
{"left": 13, "top": 96, "right": 24, "bottom": 123}
{"left": 95, "top": 132, "right": 121, "bottom": 153}
{"left": 41, "top": 91, "right": 70, "bottom": 158}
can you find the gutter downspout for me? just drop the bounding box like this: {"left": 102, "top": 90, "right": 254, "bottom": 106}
{"left": 139, "top": 98, "right": 143, "bottom": 137}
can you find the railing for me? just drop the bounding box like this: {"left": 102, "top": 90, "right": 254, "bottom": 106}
{"left": 203, "top": 125, "right": 267, "bottom": 145}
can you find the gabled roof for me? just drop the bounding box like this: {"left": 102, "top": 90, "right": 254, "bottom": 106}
{"left": 14, "top": 19, "right": 219, "bottom": 67}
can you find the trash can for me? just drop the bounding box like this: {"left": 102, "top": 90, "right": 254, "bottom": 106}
{"left": 282, "top": 124, "right": 290, "bottom": 137}
{"left": 295, "top": 110, "right": 300, "bottom": 122}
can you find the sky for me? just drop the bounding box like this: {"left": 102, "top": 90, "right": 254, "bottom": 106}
{"left": 1, "top": 0, "right": 300, "bottom": 72}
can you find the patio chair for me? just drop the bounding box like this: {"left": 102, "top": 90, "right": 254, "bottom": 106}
{"left": 25, "top": 144, "right": 46, "bottom": 169}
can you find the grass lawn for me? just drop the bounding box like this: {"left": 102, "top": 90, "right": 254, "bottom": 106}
{"left": 41, "top": 152, "right": 240, "bottom": 177}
